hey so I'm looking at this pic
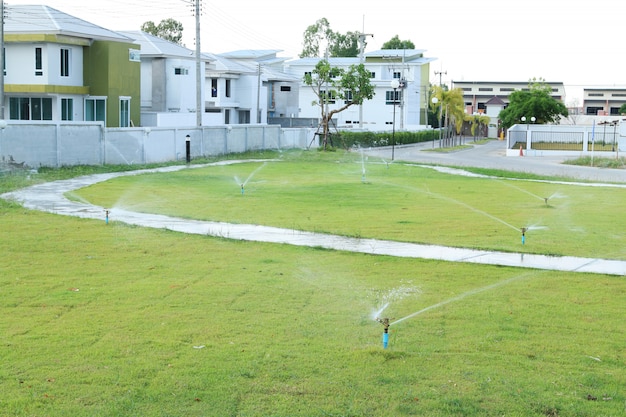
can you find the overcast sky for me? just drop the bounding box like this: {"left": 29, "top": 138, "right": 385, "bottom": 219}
{"left": 8, "top": 0, "right": 626, "bottom": 104}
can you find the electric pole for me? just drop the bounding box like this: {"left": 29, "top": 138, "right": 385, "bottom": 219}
{"left": 357, "top": 32, "right": 373, "bottom": 129}
{"left": 192, "top": 0, "right": 202, "bottom": 127}
{"left": 1, "top": 1, "right": 5, "bottom": 120}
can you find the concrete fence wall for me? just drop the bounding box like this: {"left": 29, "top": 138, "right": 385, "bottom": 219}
{"left": 0, "top": 122, "right": 319, "bottom": 168}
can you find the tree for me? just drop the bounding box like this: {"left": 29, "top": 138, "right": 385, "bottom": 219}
{"left": 303, "top": 60, "right": 375, "bottom": 149}
{"left": 300, "top": 18, "right": 360, "bottom": 58}
{"left": 141, "top": 18, "right": 184, "bottom": 45}
{"left": 498, "top": 78, "right": 568, "bottom": 130}
{"left": 382, "top": 35, "right": 415, "bottom": 50}
{"left": 431, "top": 85, "right": 465, "bottom": 146}
{"left": 619, "top": 103, "right": 626, "bottom": 115}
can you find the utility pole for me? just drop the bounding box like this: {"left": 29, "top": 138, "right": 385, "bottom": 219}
{"left": 434, "top": 70, "right": 446, "bottom": 146}
{"left": 357, "top": 31, "right": 373, "bottom": 129}
{"left": 1, "top": 1, "right": 5, "bottom": 120}
{"left": 193, "top": 0, "right": 202, "bottom": 127}
{"left": 256, "top": 63, "right": 261, "bottom": 123}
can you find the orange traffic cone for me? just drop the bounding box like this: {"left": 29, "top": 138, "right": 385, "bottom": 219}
{"left": 519, "top": 145, "right": 524, "bottom": 157}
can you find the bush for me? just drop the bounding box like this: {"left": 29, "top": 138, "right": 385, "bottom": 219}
{"left": 336, "top": 129, "right": 439, "bottom": 149}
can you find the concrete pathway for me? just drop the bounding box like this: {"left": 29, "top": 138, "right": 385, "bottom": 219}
{"left": 2, "top": 159, "right": 624, "bottom": 276}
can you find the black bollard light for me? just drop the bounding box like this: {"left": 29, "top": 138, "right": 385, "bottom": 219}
{"left": 185, "top": 134, "right": 191, "bottom": 163}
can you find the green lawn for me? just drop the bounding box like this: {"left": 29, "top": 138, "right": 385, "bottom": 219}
{"left": 1, "top": 150, "right": 625, "bottom": 416}
{"left": 75, "top": 150, "right": 626, "bottom": 260}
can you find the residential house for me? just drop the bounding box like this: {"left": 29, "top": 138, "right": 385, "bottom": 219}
{"left": 284, "top": 49, "right": 435, "bottom": 131}
{"left": 4, "top": 5, "right": 141, "bottom": 127}
{"left": 218, "top": 50, "right": 301, "bottom": 124}
{"left": 120, "top": 31, "right": 211, "bottom": 127}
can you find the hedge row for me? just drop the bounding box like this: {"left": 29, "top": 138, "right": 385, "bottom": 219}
{"left": 330, "top": 129, "right": 440, "bottom": 149}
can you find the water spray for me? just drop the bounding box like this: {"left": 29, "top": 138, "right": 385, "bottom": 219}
{"left": 376, "top": 317, "right": 394, "bottom": 348}
{"left": 235, "top": 162, "right": 267, "bottom": 195}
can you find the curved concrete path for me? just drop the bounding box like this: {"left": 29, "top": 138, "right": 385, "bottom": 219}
{"left": 2, "top": 157, "right": 625, "bottom": 276}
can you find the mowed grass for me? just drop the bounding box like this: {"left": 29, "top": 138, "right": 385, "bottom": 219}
{"left": 1, "top": 151, "right": 625, "bottom": 416}
{"left": 75, "top": 150, "right": 626, "bottom": 260}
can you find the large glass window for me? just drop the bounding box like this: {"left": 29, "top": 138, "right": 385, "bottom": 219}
{"left": 385, "top": 90, "right": 401, "bottom": 105}
{"left": 61, "top": 98, "right": 73, "bottom": 121}
{"left": 9, "top": 97, "right": 52, "bottom": 120}
{"left": 85, "top": 98, "right": 106, "bottom": 122}
{"left": 225, "top": 79, "right": 231, "bottom": 98}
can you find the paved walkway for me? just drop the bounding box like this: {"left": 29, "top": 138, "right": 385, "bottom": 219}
{"left": 2, "top": 147, "right": 625, "bottom": 276}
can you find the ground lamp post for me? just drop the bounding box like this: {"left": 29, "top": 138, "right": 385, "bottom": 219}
{"left": 390, "top": 78, "right": 400, "bottom": 160}
{"left": 521, "top": 116, "right": 535, "bottom": 152}
{"left": 185, "top": 134, "right": 191, "bottom": 163}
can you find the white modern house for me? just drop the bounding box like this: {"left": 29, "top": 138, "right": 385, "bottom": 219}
{"left": 283, "top": 49, "right": 435, "bottom": 132}
{"left": 120, "top": 31, "right": 211, "bottom": 127}
{"left": 218, "top": 50, "right": 301, "bottom": 123}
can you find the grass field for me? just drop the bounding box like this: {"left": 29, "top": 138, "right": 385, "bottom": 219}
{"left": 1, "top": 150, "right": 625, "bottom": 416}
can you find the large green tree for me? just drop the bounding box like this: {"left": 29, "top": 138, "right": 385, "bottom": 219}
{"left": 141, "top": 18, "right": 184, "bottom": 45}
{"left": 300, "top": 18, "right": 359, "bottom": 58}
{"left": 304, "top": 60, "right": 375, "bottom": 148}
{"left": 382, "top": 35, "right": 415, "bottom": 50}
{"left": 499, "top": 79, "right": 568, "bottom": 129}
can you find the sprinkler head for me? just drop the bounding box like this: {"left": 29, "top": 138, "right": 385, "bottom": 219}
{"left": 521, "top": 227, "right": 527, "bottom": 235}
{"left": 544, "top": 197, "right": 549, "bottom": 206}
{"left": 376, "top": 317, "right": 393, "bottom": 331}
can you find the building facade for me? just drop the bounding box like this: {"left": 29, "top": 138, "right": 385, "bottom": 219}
{"left": 451, "top": 81, "right": 566, "bottom": 114}
{"left": 4, "top": 5, "right": 140, "bottom": 127}
{"left": 284, "top": 49, "right": 435, "bottom": 131}
{"left": 583, "top": 88, "right": 626, "bottom": 116}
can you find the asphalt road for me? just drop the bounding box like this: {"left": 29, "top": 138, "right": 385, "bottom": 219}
{"left": 362, "top": 139, "right": 626, "bottom": 184}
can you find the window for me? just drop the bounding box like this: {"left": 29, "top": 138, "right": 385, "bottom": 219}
{"left": 344, "top": 90, "right": 353, "bottom": 104}
{"left": 478, "top": 87, "right": 493, "bottom": 92}
{"left": 224, "top": 109, "right": 230, "bottom": 124}
{"left": 393, "top": 72, "right": 401, "bottom": 79}
{"left": 321, "top": 90, "right": 336, "bottom": 104}
{"left": 211, "top": 79, "right": 218, "bottom": 97}
{"left": 280, "top": 86, "right": 291, "bottom": 92}
{"left": 85, "top": 98, "right": 106, "bottom": 122}
{"left": 35, "top": 47, "right": 43, "bottom": 76}
{"left": 60, "top": 48, "right": 70, "bottom": 77}
{"left": 588, "top": 93, "right": 603, "bottom": 97}
{"left": 500, "top": 88, "right": 514, "bottom": 92}
{"left": 369, "top": 72, "right": 376, "bottom": 78}
{"left": 238, "top": 110, "right": 250, "bottom": 124}
{"left": 385, "top": 90, "right": 401, "bottom": 105}
{"left": 174, "top": 67, "right": 188, "bottom": 75}
{"left": 612, "top": 93, "right": 626, "bottom": 97}
{"left": 120, "top": 97, "right": 130, "bottom": 127}
{"left": 9, "top": 97, "right": 52, "bottom": 120}
{"left": 585, "top": 106, "right": 603, "bottom": 115}
{"left": 225, "top": 79, "right": 231, "bottom": 98}
{"left": 61, "top": 98, "right": 73, "bottom": 121}
{"left": 304, "top": 71, "right": 311, "bottom": 78}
